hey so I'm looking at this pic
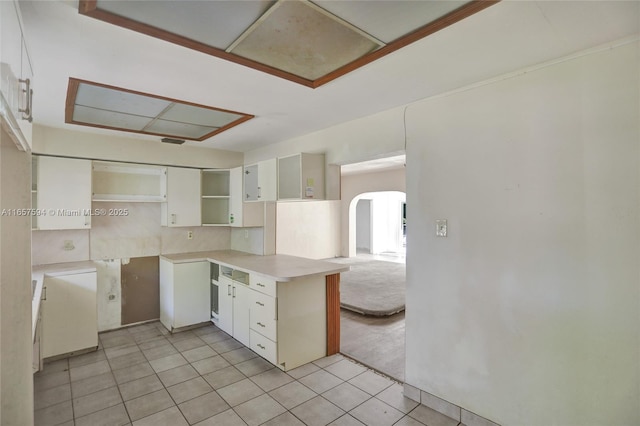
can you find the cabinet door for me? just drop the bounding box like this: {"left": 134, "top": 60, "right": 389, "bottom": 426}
{"left": 0, "top": 1, "right": 22, "bottom": 121}
{"left": 37, "top": 156, "right": 92, "bottom": 230}
{"left": 229, "top": 167, "right": 243, "bottom": 227}
{"left": 42, "top": 272, "right": 97, "bottom": 358}
{"left": 257, "top": 159, "right": 277, "bottom": 201}
{"left": 232, "top": 284, "right": 251, "bottom": 347}
{"left": 164, "top": 167, "right": 201, "bottom": 227}
{"left": 244, "top": 164, "right": 259, "bottom": 201}
{"left": 173, "top": 261, "right": 210, "bottom": 328}
{"left": 217, "top": 276, "right": 234, "bottom": 336}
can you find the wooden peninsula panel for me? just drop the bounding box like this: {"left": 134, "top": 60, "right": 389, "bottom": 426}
{"left": 326, "top": 273, "right": 340, "bottom": 355}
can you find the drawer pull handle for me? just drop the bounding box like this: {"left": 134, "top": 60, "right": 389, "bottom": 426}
{"left": 257, "top": 322, "right": 265, "bottom": 328}
{"left": 256, "top": 283, "right": 265, "bottom": 287}
{"left": 255, "top": 301, "right": 264, "bottom": 307}
{"left": 257, "top": 344, "right": 266, "bottom": 350}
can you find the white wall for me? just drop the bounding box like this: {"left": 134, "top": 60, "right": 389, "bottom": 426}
{"left": 404, "top": 41, "right": 639, "bottom": 425}
{"left": 0, "top": 129, "right": 33, "bottom": 425}
{"left": 33, "top": 125, "right": 243, "bottom": 169}
{"left": 244, "top": 107, "right": 406, "bottom": 167}
{"left": 276, "top": 201, "right": 341, "bottom": 259}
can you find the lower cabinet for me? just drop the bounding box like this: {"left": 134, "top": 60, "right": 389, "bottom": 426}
{"left": 216, "top": 265, "right": 327, "bottom": 371}
{"left": 41, "top": 272, "right": 98, "bottom": 358}
{"left": 159, "top": 259, "right": 210, "bottom": 331}
{"left": 218, "top": 275, "right": 250, "bottom": 347}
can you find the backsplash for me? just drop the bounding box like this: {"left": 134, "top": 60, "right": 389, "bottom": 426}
{"left": 32, "top": 229, "right": 90, "bottom": 265}
{"left": 33, "top": 202, "right": 232, "bottom": 265}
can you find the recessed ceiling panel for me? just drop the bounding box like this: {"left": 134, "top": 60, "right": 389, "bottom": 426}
{"left": 66, "top": 78, "right": 254, "bottom": 141}
{"left": 312, "top": 1, "right": 468, "bottom": 43}
{"left": 97, "top": 0, "right": 276, "bottom": 50}
{"left": 230, "top": 1, "right": 381, "bottom": 80}
{"left": 79, "top": 0, "right": 498, "bottom": 87}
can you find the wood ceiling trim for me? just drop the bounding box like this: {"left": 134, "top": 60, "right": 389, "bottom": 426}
{"left": 79, "top": 0, "right": 499, "bottom": 89}
{"left": 312, "top": 0, "right": 501, "bottom": 88}
{"left": 65, "top": 77, "right": 255, "bottom": 142}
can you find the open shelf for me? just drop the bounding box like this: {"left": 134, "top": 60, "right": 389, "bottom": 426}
{"left": 92, "top": 161, "right": 167, "bottom": 202}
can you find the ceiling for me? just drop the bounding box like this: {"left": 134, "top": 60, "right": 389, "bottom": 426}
{"left": 19, "top": 1, "right": 639, "bottom": 157}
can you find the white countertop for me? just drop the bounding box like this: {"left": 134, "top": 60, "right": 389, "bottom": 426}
{"left": 160, "top": 250, "right": 349, "bottom": 282}
{"left": 31, "top": 261, "right": 97, "bottom": 341}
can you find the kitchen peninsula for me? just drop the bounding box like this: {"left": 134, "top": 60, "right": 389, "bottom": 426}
{"left": 160, "top": 250, "right": 348, "bottom": 371}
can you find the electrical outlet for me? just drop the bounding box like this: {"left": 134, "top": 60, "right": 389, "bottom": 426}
{"left": 63, "top": 240, "right": 75, "bottom": 251}
{"left": 187, "top": 231, "right": 193, "bottom": 240}
{"left": 244, "top": 230, "right": 249, "bottom": 239}
{"left": 436, "top": 220, "right": 447, "bottom": 237}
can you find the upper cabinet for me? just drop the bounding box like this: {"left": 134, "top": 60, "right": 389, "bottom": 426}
{"left": 35, "top": 156, "right": 92, "bottom": 230}
{"left": 161, "top": 167, "right": 201, "bottom": 227}
{"left": 92, "top": 161, "right": 167, "bottom": 202}
{"left": 244, "top": 159, "right": 276, "bottom": 202}
{"left": 0, "top": 0, "right": 34, "bottom": 150}
{"left": 201, "top": 169, "right": 230, "bottom": 226}
{"left": 278, "top": 153, "right": 325, "bottom": 200}
{"left": 229, "top": 167, "right": 263, "bottom": 228}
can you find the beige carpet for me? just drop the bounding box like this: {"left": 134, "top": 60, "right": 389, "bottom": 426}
{"left": 331, "top": 258, "right": 406, "bottom": 316}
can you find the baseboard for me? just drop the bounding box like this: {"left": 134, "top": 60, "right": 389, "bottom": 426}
{"left": 403, "top": 383, "right": 500, "bottom": 426}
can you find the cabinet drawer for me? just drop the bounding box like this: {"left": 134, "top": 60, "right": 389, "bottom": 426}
{"left": 249, "top": 291, "right": 277, "bottom": 341}
{"left": 250, "top": 274, "right": 276, "bottom": 297}
{"left": 250, "top": 329, "right": 277, "bottom": 365}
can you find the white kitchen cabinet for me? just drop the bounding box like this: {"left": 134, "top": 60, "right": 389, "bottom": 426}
{"left": 217, "top": 268, "right": 251, "bottom": 346}
{"left": 278, "top": 153, "right": 325, "bottom": 200}
{"left": 214, "top": 261, "right": 327, "bottom": 371}
{"left": 159, "top": 259, "right": 210, "bottom": 332}
{"left": 0, "top": 0, "right": 34, "bottom": 150}
{"left": 161, "top": 167, "right": 201, "bottom": 227}
{"left": 92, "top": 161, "right": 167, "bottom": 202}
{"left": 32, "top": 313, "right": 42, "bottom": 373}
{"left": 244, "top": 159, "right": 276, "bottom": 202}
{"left": 201, "top": 169, "right": 230, "bottom": 226}
{"left": 36, "top": 156, "right": 92, "bottom": 230}
{"left": 249, "top": 273, "right": 326, "bottom": 371}
{"left": 41, "top": 272, "right": 98, "bottom": 358}
{"left": 229, "top": 167, "right": 264, "bottom": 228}
{"left": 217, "top": 275, "right": 234, "bottom": 336}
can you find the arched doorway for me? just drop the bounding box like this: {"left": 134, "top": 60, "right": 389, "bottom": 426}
{"left": 351, "top": 191, "right": 406, "bottom": 258}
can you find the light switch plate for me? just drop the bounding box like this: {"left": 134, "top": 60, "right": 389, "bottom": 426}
{"left": 436, "top": 220, "right": 447, "bottom": 237}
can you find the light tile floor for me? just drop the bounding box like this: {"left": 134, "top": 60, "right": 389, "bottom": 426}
{"left": 34, "top": 321, "right": 452, "bottom": 426}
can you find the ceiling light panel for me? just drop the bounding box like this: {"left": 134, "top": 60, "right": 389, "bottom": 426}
{"left": 144, "top": 119, "right": 218, "bottom": 139}
{"left": 72, "top": 105, "right": 152, "bottom": 131}
{"left": 312, "top": 1, "right": 468, "bottom": 43}
{"left": 97, "top": 0, "right": 276, "bottom": 50}
{"left": 230, "top": 1, "right": 382, "bottom": 80}
{"left": 159, "top": 103, "right": 244, "bottom": 128}
{"left": 75, "top": 82, "right": 171, "bottom": 117}
{"left": 66, "top": 78, "right": 254, "bottom": 141}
